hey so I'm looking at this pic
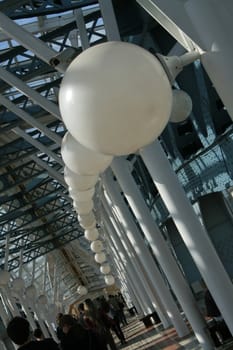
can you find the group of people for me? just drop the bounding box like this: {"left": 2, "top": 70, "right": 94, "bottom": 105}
{"left": 57, "top": 295, "right": 127, "bottom": 350}
{"left": 6, "top": 293, "right": 128, "bottom": 350}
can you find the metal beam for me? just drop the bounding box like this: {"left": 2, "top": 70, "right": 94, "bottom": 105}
{"left": 136, "top": 0, "right": 199, "bottom": 52}
{"left": 30, "top": 155, "right": 65, "bottom": 186}
{"left": 12, "top": 127, "right": 63, "bottom": 166}
{"left": 0, "top": 11, "right": 66, "bottom": 73}
{"left": 0, "top": 67, "right": 61, "bottom": 120}
{"left": 0, "top": 95, "right": 62, "bottom": 145}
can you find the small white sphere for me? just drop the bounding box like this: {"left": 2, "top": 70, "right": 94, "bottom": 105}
{"left": 94, "top": 252, "right": 106, "bottom": 264}
{"left": 90, "top": 240, "right": 103, "bottom": 253}
{"left": 104, "top": 275, "right": 115, "bottom": 286}
{"left": 84, "top": 228, "right": 99, "bottom": 241}
{"left": 73, "top": 199, "right": 94, "bottom": 215}
{"left": 77, "top": 285, "right": 88, "bottom": 295}
{"left": 59, "top": 41, "right": 172, "bottom": 156}
{"left": 69, "top": 187, "right": 95, "bottom": 202}
{"left": 79, "top": 212, "right": 96, "bottom": 229}
{"left": 170, "top": 90, "right": 192, "bottom": 123}
{"left": 64, "top": 166, "right": 99, "bottom": 191}
{"left": 0, "top": 270, "right": 10, "bottom": 286}
{"left": 100, "top": 264, "right": 111, "bottom": 275}
{"left": 61, "top": 132, "right": 113, "bottom": 175}
{"left": 12, "top": 277, "right": 25, "bottom": 292}
{"left": 37, "top": 294, "right": 47, "bottom": 305}
{"left": 25, "top": 285, "right": 37, "bottom": 300}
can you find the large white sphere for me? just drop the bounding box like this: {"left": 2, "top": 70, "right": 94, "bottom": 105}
{"left": 170, "top": 90, "right": 192, "bottom": 123}
{"left": 90, "top": 240, "right": 103, "bottom": 253}
{"left": 37, "top": 294, "right": 47, "bottom": 305}
{"left": 79, "top": 212, "right": 96, "bottom": 229}
{"left": 104, "top": 275, "right": 115, "bottom": 286}
{"left": 73, "top": 199, "right": 94, "bottom": 215}
{"left": 61, "top": 132, "right": 113, "bottom": 175}
{"left": 77, "top": 285, "right": 88, "bottom": 295}
{"left": 12, "top": 277, "right": 25, "bottom": 292}
{"left": 0, "top": 270, "right": 10, "bottom": 286}
{"left": 59, "top": 41, "right": 172, "bottom": 156}
{"left": 94, "top": 252, "right": 106, "bottom": 264}
{"left": 100, "top": 263, "right": 111, "bottom": 275}
{"left": 84, "top": 228, "right": 99, "bottom": 241}
{"left": 25, "top": 285, "right": 37, "bottom": 300}
{"left": 69, "top": 187, "right": 95, "bottom": 202}
{"left": 64, "top": 166, "right": 99, "bottom": 191}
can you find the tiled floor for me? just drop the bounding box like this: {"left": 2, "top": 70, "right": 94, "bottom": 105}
{"left": 114, "top": 316, "right": 233, "bottom": 350}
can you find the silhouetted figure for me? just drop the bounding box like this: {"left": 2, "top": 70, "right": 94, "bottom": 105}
{"left": 205, "top": 290, "right": 221, "bottom": 319}
{"left": 56, "top": 312, "right": 65, "bottom": 342}
{"left": 60, "top": 314, "right": 106, "bottom": 350}
{"left": 7, "top": 316, "right": 59, "bottom": 350}
{"left": 77, "top": 303, "right": 86, "bottom": 329}
{"left": 33, "top": 328, "right": 59, "bottom": 349}
{"left": 204, "top": 289, "right": 232, "bottom": 346}
{"left": 100, "top": 299, "right": 126, "bottom": 345}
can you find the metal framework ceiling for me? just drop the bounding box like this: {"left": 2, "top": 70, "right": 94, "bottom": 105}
{"left": 0, "top": 0, "right": 113, "bottom": 302}
{"left": 0, "top": 0, "right": 233, "bottom": 306}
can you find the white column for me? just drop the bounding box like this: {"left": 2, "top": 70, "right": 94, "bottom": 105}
{"left": 184, "top": 0, "right": 233, "bottom": 120}
{"left": 103, "top": 197, "right": 169, "bottom": 328}
{"left": 111, "top": 158, "right": 213, "bottom": 350}
{"left": 99, "top": 0, "right": 121, "bottom": 42}
{"left": 108, "top": 239, "right": 143, "bottom": 315}
{"left": 140, "top": 139, "right": 233, "bottom": 335}
{"left": 3, "top": 287, "right": 20, "bottom": 317}
{"left": 103, "top": 174, "right": 189, "bottom": 333}
{"left": 18, "top": 295, "right": 37, "bottom": 330}
{"left": 31, "top": 303, "right": 50, "bottom": 338}
{"left": 0, "top": 296, "right": 10, "bottom": 327}
{"left": 74, "top": 9, "right": 90, "bottom": 50}
{"left": 102, "top": 207, "right": 154, "bottom": 315}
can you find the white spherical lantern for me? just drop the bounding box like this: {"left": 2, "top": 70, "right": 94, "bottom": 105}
{"left": 73, "top": 199, "right": 94, "bottom": 215}
{"left": 94, "top": 252, "right": 106, "bottom": 264}
{"left": 69, "top": 187, "right": 95, "bottom": 202}
{"left": 104, "top": 275, "right": 115, "bottom": 286}
{"left": 100, "top": 263, "right": 111, "bottom": 275}
{"left": 90, "top": 240, "right": 103, "bottom": 253}
{"left": 59, "top": 41, "right": 172, "bottom": 156}
{"left": 25, "top": 285, "right": 37, "bottom": 301}
{"left": 170, "top": 90, "right": 192, "bottom": 123}
{"left": 12, "top": 277, "right": 25, "bottom": 292}
{"left": 64, "top": 166, "right": 99, "bottom": 191}
{"left": 0, "top": 270, "right": 10, "bottom": 286}
{"left": 77, "top": 285, "right": 88, "bottom": 295}
{"left": 79, "top": 212, "right": 96, "bottom": 229}
{"left": 84, "top": 228, "right": 99, "bottom": 241}
{"left": 61, "top": 132, "right": 113, "bottom": 175}
{"left": 37, "top": 294, "right": 47, "bottom": 305}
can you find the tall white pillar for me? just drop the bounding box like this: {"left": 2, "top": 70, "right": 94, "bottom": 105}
{"left": 0, "top": 297, "right": 10, "bottom": 327}
{"left": 107, "top": 229, "right": 144, "bottom": 315}
{"left": 111, "top": 158, "right": 213, "bottom": 350}
{"left": 103, "top": 197, "right": 170, "bottom": 328}
{"left": 185, "top": 0, "right": 233, "bottom": 120}
{"left": 2, "top": 287, "right": 20, "bottom": 317}
{"left": 102, "top": 207, "right": 155, "bottom": 315}
{"left": 109, "top": 240, "right": 144, "bottom": 315}
{"left": 103, "top": 173, "right": 190, "bottom": 334}
{"left": 140, "top": 139, "right": 233, "bottom": 335}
